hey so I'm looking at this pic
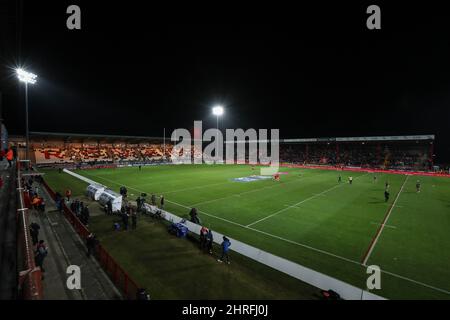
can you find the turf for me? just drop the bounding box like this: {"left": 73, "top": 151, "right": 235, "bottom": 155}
{"left": 40, "top": 164, "right": 450, "bottom": 299}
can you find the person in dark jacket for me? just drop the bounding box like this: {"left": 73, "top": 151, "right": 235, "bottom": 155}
{"left": 217, "top": 236, "right": 231, "bottom": 264}
{"left": 29, "top": 222, "right": 40, "bottom": 245}
{"left": 82, "top": 206, "right": 90, "bottom": 225}
{"left": 160, "top": 195, "right": 165, "bottom": 209}
{"left": 86, "top": 233, "right": 97, "bottom": 257}
{"left": 35, "top": 240, "right": 48, "bottom": 272}
{"left": 107, "top": 199, "right": 113, "bottom": 215}
{"left": 199, "top": 226, "right": 208, "bottom": 250}
{"left": 206, "top": 229, "right": 214, "bottom": 254}
{"left": 55, "top": 192, "right": 63, "bottom": 213}
{"left": 136, "top": 196, "right": 142, "bottom": 212}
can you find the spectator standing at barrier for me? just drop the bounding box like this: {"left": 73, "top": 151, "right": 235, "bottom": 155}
{"left": 86, "top": 233, "right": 97, "bottom": 257}
{"left": 199, "top": 226, "right": 208, "bottom": 250}
{"left": 35, "top": 240, "right": 48, "bottom": 273}
{"left": 120, "top": 186, "right": 128, "bottom": 198}
{"left": 82, "top": 206, "right": 90, "bottom": 226}
{"left": 6, "top": 147, "right": 13, "bottom": 168}
{"left": 65, "top": 189, "right": 72, "bottom": 201}
{"left": 151, "top": 194, "right": 156, "bottom": 206}
{"left": 189, "top": 208, "right": 201, "bottom": 224}
{"left": 31, "top": 196, "right": 41, "bottom": 211}
{"left": 107, "top": 199, "right": 113, "bottom": 215}
{"left": 78, "top": 202, "right": 84, "bottom": 217}
{"left": 55, "top": 192, "right": 63, "bottom": 213}
{"left": 38, "top": 198, "right": 46, "bottom": 213}
{"left": 70, "top": 200, "right": 76, "bottom": 212}
{"left": 136, "top": 196, "right": 142, "bottom": 212}
{"left": 218, "top": 236, "right": 231, "bottom": 264}
{"left": 189, "top": 208, "right": 197, "bottom": 221}
{"left": 206, "top": 229, "right": 213, "bottom": 254}
{"left": 29, "top": 222, "right": 40, "bottom": 245}
{"left": 160, "top": 195, "right": 165, "bottom": 209}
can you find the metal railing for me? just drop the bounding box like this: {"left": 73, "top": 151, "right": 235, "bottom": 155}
{"left": 16, "top": 161, "right": 44, "bottom": 299}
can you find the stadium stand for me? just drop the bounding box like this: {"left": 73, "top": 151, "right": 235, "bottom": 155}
{"left": 7, "top": 132, "right": 446, "bottom": 173}
{"left": 33, "top": 144, "right": 173, "bottom": 164}
{"left": 280, "top": 135, "right": 435, "bottom": 171}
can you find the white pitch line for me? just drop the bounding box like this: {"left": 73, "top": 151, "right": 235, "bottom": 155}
{"left": 162, "top": 181, "right": 231, "bottom": 195}
{"left": 190, "top": 170, "right": 329, "bottom": 207}
{"left": 362, "top": 175, "right": 409, "bottom": 266}
{"left": 246, "top": 173, "right": 369, "bottom": 227}
{"left": 165, "top": 198, "right": 363, "bottom": 266}
{"left": 379, "top": 267, "right": 450, "bottom": 296}
{"left": 190, "top": 175, "right": 309, "bottom": 207}
{"left": 370, "top": 221, "right": 397, "bottom": 229}
{"left": 80, "top": 171, "right": 450, "bottom": 296}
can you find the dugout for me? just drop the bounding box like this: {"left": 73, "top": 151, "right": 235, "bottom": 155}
{"left": 98, "top": 189, "right": 122, "bottom": 213}
{"left": 86, "top": 184, "right": 106, "bottom": 201}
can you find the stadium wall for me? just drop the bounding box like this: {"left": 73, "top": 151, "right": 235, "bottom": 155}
{"left": 63, "top": 169, "right": 386, "bottom": 300}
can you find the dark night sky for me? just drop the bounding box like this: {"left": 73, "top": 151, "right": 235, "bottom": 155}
{"left": 1, "top": 1, "right": 450, "bottom": 161}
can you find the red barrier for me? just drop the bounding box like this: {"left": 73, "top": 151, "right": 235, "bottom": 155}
{"left": 41, "top": 179, "right": 140, "bottom": 299}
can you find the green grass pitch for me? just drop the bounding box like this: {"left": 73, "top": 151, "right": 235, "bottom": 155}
{"left": 41, "top": 164, "right": 450, "bottom": 299}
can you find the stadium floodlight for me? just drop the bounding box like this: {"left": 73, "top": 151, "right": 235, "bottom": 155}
{"left": 16, "top": 68, "right": 38, "bottom": 161}
{"left": 212, "top": 105, "right": 224, "bottom": 158}
{"left": 16, "top": 68, "right": 37, "bottom": 84}
{"left": 212, "top": 105, "right": 224, "bottom": 116}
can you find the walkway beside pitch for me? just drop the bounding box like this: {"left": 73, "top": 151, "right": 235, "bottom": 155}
{"left": 29, "top": 181, "right": 121, "bottom": 300}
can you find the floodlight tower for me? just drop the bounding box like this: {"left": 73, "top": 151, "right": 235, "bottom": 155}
{"left": 16, "top": 68, "right": 37, "bottom": 161}
{"left": 212, "top": 106, "right": 224, "bottom": 157}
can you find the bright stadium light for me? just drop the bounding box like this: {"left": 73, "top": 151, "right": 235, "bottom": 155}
{"left": 16, "top": 68, "right": 38, "bottom": 161}
{"left": 212, "top": 105, "right": 224, "bottom": 159}
{"left": 16, "top": 68, "right": 38, "bottom": 84}
{"left": 212, "top": 105, "right": 224, "bottom": 116}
